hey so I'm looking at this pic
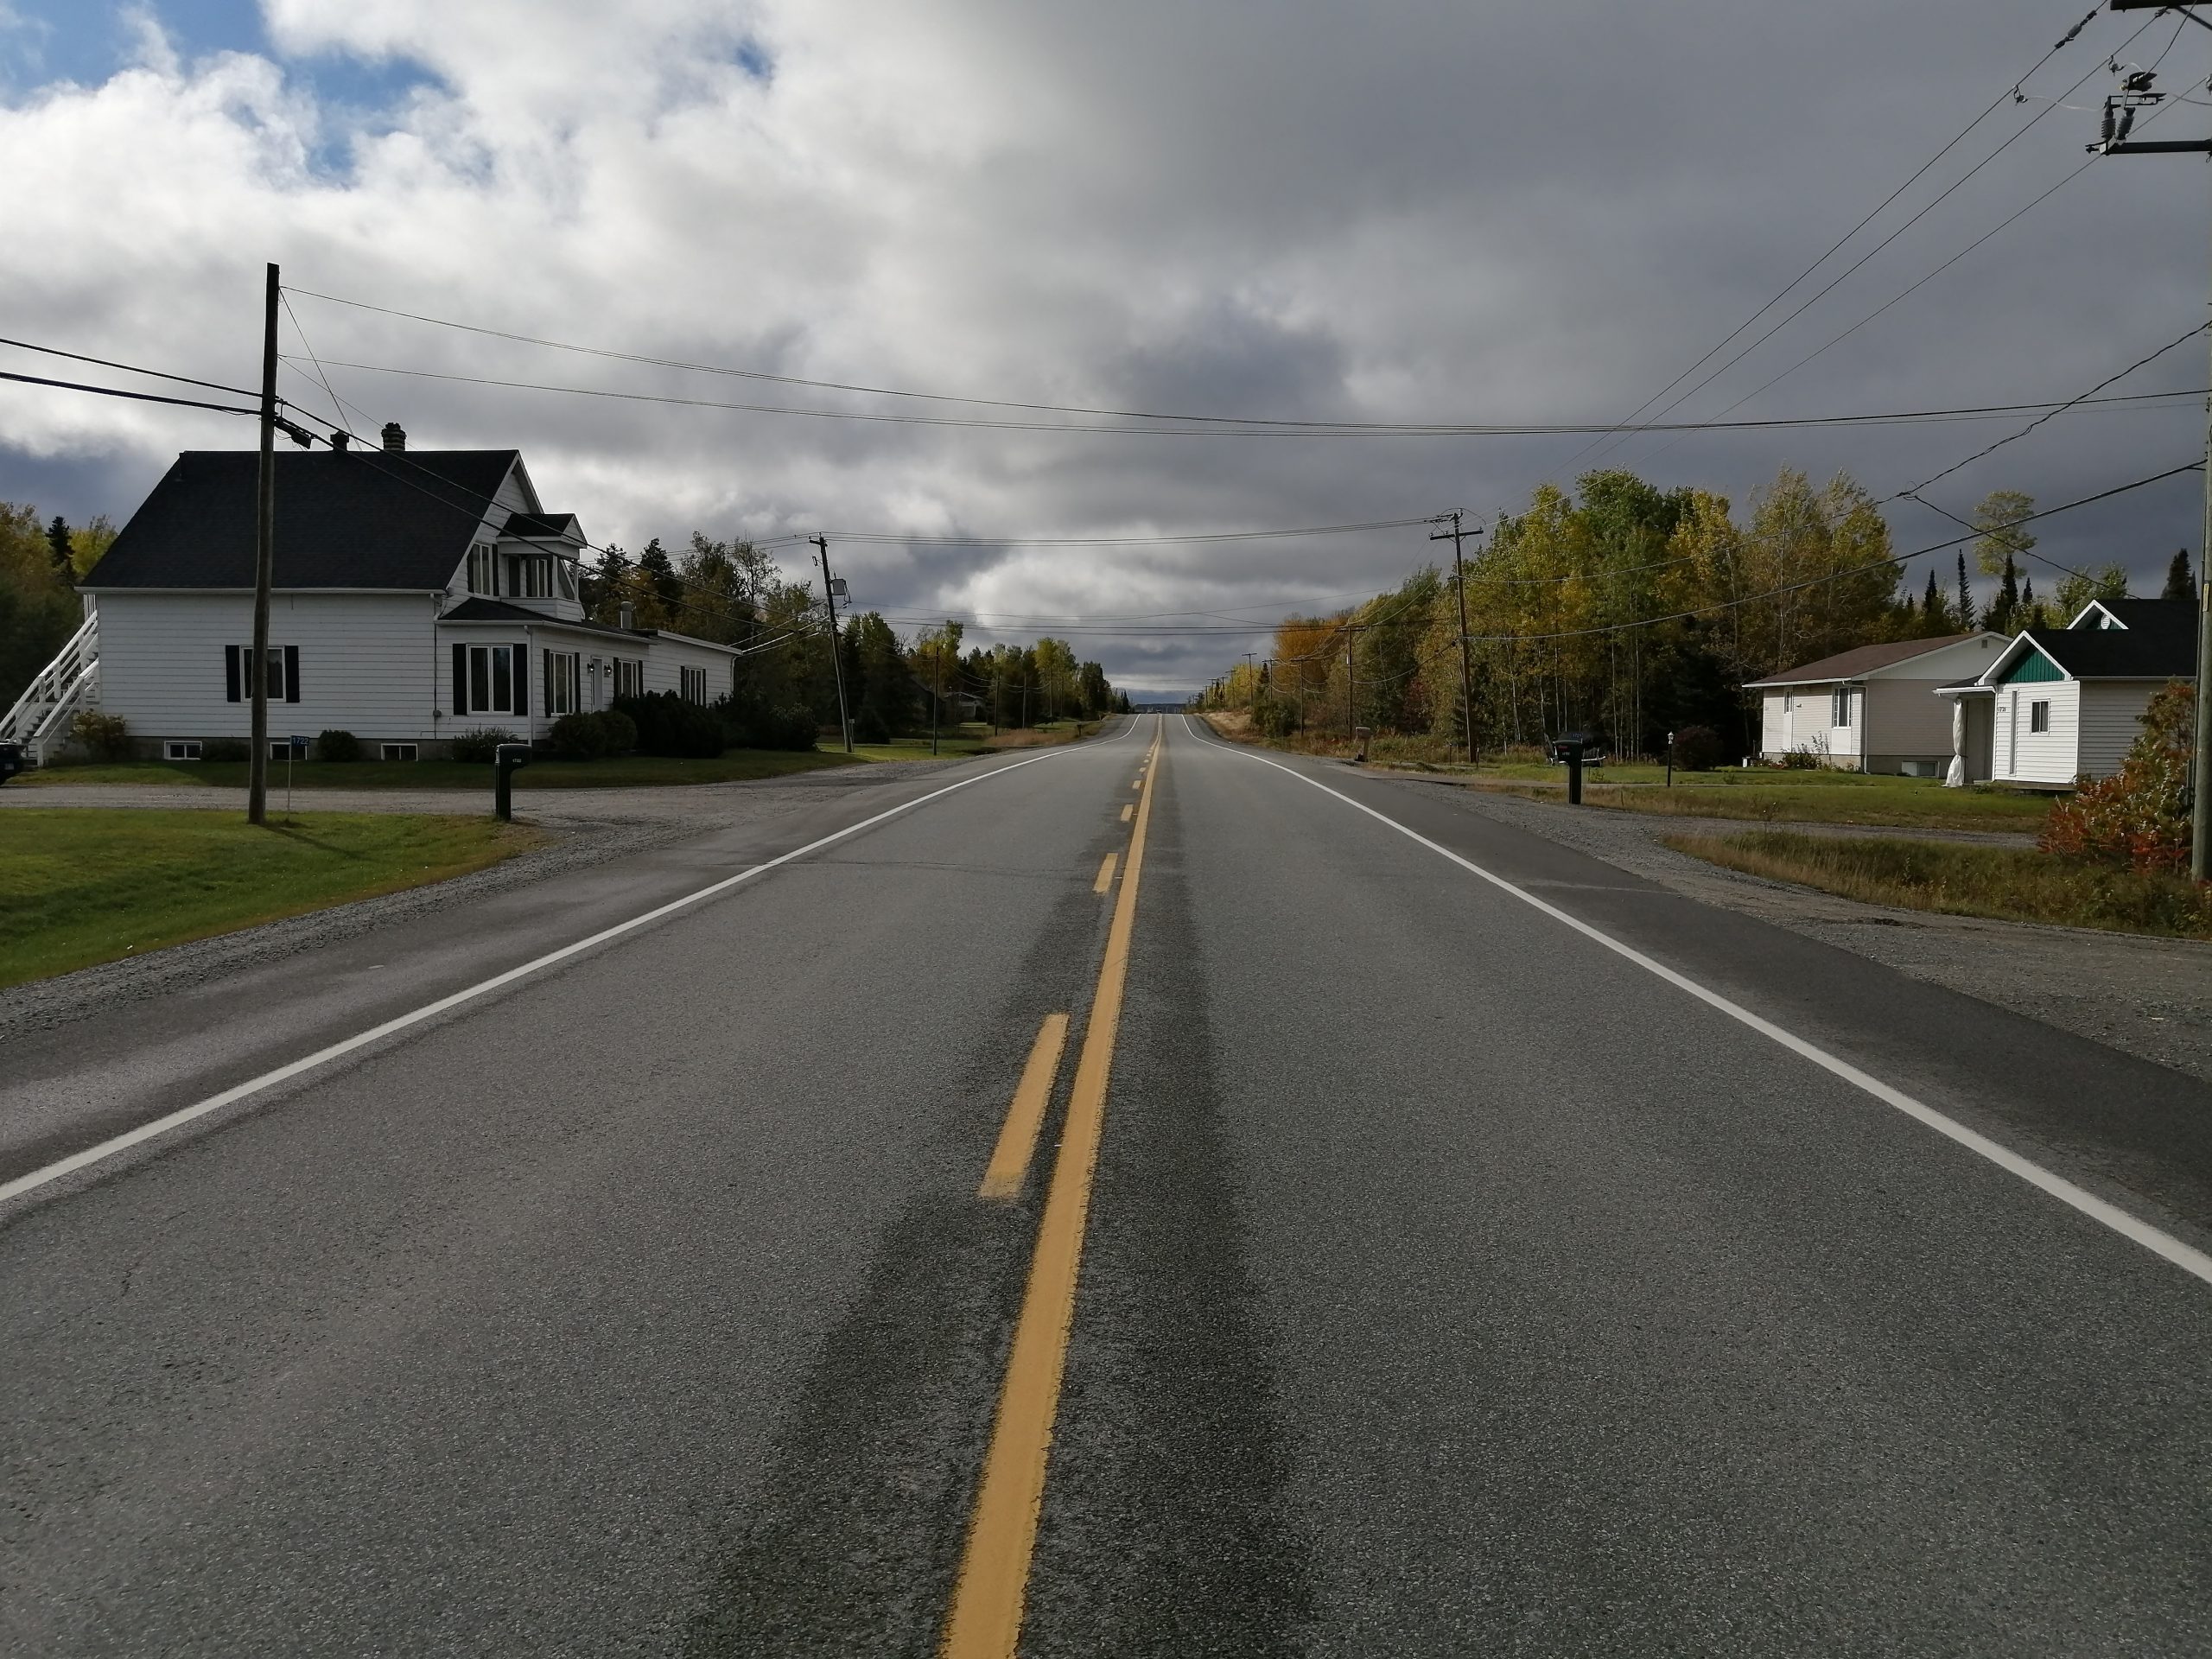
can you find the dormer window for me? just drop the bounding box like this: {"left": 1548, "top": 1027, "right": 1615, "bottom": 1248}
{"left": 509, "top": 554, "right": 554, "bottom": 598}
{"left": 467, "top": 543, "right": 498, "bottom": 595}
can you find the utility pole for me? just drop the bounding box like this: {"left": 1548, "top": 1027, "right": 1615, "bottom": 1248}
{"left": 1430, "top": 511, "right": 1483, "bottom": 768}
{"left": 247, "top": 262, "right": 278, "bottom": 826}
{"left": 2094, "top": 1, "right": 2212, "bottom": 878}
{"left": 810, "top": 534, "right": 853, "bottom": 753}
{"left": 1243, "top": 651, "right": 1260, "bottom": 718}
{"left": 1342, "top": 624, "right": 1363, "bottom": 745}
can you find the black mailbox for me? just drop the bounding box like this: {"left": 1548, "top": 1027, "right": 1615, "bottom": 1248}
{"left": 0, "top": 741, "right": 22, "bottom": 786}
{"left": 493, "top": 742, "right": 531, "bottom": 822}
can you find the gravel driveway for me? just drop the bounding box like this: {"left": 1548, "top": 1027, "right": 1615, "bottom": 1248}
{"left": 1388, "top": 776, "right": 2212, "bottom": 1087}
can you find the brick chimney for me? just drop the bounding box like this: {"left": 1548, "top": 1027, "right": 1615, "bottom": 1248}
{"left": 380, "top": 422, "right": 406, "bottom": 453}
{"left": 329, "top": 430, "right": 350, "bottom": 452}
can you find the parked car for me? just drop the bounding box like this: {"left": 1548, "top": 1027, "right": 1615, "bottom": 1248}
{"left": 1546, "top": 732, "right": 1606, "bottom": 766}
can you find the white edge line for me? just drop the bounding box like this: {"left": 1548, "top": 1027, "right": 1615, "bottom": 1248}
{"left": 0, "top": 719, "right": 1145, "bottom": 1209}
{"left": 1179, "top": 715, "right": 2212, "bottom": 1290}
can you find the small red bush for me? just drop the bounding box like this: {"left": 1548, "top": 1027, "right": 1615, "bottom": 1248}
{"left": 2040, "top": 681, "right": 2196, "bottom": 876}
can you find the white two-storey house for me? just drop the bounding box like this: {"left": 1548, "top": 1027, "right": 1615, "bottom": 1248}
{"left": 16, "top": 426, "right": 739, "bottom": 762}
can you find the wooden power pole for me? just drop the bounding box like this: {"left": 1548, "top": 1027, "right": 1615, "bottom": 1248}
{"left": 2095, "top": 1, "right": 2212, "bottom": 879}
{"left": 247, "top": 262, "right": 278, "bottom": 826}
{"left": 810, "top": 534, "right": 853, "bottom": 753}
{"left": 1430, "top": 511, "right": 1483, "bottom": 768}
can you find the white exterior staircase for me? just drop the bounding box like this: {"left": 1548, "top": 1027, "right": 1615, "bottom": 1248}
{"left": 2, "top": 610, "right": 100, "bottom": 766}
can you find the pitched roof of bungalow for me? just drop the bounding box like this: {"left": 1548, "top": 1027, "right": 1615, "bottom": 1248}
{"left": 1744, "top": 633, "right": 1984, "bottom": 689}
{"left": 84, "top": 449, "right": 559, "bottom": 591}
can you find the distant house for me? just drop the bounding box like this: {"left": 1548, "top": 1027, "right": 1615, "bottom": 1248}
{"left": 1745, "top": 632, "right": 2005, "bottom": 774}
{"left": 1936, "top": 598, "right": 2200, "bottom": 789}
{"left": 2, "top": 428, "right": 740, "bottom": 763}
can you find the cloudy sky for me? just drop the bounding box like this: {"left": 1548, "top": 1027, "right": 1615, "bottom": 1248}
{"left": 3, "top": 0, "right": 2209, "bottom": 693}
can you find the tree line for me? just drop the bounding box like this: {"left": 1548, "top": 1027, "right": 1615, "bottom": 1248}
{"left": 1198, "top": 466, "right": 2183, "bottom": 760}
{"left": 582, "top": 532, "right": 1127, "bottom": 741}
{"left": 1, "top": 505, "right": 116, "bottom": 709}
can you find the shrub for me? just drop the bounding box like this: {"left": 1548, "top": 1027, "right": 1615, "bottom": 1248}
{"left": 613, "top": 692, "right": 723, "bottom": 758}
{"left": 714, "top": 688, "right": 816, "bottom": 752}
{"left": 547, "top": 711, "right": 610, "bottom": 760}
{"left": 450, "top": 726, "right": 521, "bottom": 765}
{"left": 854, "top": 707, "right": 892, "bottom": 746}
{"left": 594, "top": 708, "right": 639, "bottom": 755}
{"left": 1669, "top": 725, "right": 1724, "bottom": 772}
{"left": 1781, "top": 747, "right": 1821, "bottom": 770}
{"left": 314, "top": 728, "right": 361, "bottom": 762}
{"left": 70, "top": 709, "right": 130, "bottom": 760}
{"left": 201, "top": 737, "right": 250, "bottom": 764}
{"left": 2041, "top": 680, "right": 2196, "bottom": 875}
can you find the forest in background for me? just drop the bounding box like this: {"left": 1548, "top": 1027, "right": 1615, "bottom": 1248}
{"left": 1198, "top": 466, "right": 2173, "bottom": 760}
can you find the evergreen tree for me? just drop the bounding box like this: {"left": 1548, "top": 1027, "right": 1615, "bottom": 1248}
{"left": 45, "top": 515, "right": 72, "bottom": 580}
{"left": 636, "top": 538, "right": 683, "bottom": 620}
{"left": 1956, "top": 551, "right": 1975, "bottom": 630}
{"left": 2164, "top": 548, "right": 2195, "bottom": 601}
{"left": 1993, "top": 555, "right": 2021, "bottom": 633}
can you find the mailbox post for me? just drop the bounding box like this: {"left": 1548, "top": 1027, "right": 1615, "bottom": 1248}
{"left": 494, "top": 742, "right": 531, "bottom": 822}
{"left": 1563, "top": 739, "right": 1586, "bottom": 805}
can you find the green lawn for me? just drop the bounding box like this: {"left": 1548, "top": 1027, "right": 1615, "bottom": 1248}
{"left": 18, "top": 750, "right": 861, "bottom": 791}
{"left": 0, "top": 810, "right": 543, "bottom": 987}
{"left": 1667, "top": 830, "right": 2212, "bottom": 940}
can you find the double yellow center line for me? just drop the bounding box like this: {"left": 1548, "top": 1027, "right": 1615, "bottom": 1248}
{"left": 941, "top": 728, "right": 1162, "bottom": 1657}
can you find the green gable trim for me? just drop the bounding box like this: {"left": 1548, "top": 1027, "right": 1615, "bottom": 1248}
{"left": 1998, "top": 648, "right": 2065, "bottom": 686}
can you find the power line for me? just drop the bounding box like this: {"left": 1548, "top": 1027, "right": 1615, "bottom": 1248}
{"left": 271, "top": 350, "right": 2209, "bottom": 439}
{"left": 0, "top": 369, "right": 258, "bottom": 418}
{"left": 0, "top": 336, "right": 258, "bottom": 399}
{"left": 1583, "top": 12, "right": 2162, "bottom": 467}
{"left": 1562, "top": 2, "right": 2110, "bottom": 470}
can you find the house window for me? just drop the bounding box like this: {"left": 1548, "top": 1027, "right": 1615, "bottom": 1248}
{"left": 2030, "top": 699, "right": 2050, "bottom": 734}
{"left": 613, "top": 658, "right": 645, "bottom": 699}
{"left": 465, "top": 644, "right": 522, "bottom": 715}
{"left": 382, "top": 742, "right": 419, "bottom": 761}
{"left": 164, "top": 741, "right": 202, "bottom": 760}
{"left": 680, "top": 664, "right": 708, "bottom": 704}
{"left": 1783, "top": 693, "right": 1793, "bottom": 714}
{"left": 467, "top": 543, "right": 498, "bottom": 595}
{"left": 1831, "top": 687, "right": 1853, "bottom": 728}
{"left": 544, "top": 649, "right": 582, "bottom": 715}
{"left": 226, "top": 645, "right": 299, "bottom": 703}
{"left": 507, "top": 554, "right": 556, "bottom": 598}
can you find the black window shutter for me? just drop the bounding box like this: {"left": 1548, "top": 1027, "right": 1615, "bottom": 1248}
{"left": 283, "top": 645, "right": 301, "bottom": 703}
{"left": 543, "top": 649, "right": 551, "bottom": 715}
{"left": 225, "top": 645, "right": 241, "bottom": 702}
{"left": 514, "top": 646, "right": 528, "bottom": 716}
{"left": 452, "top": 643, "right": 468, "bottom": 716}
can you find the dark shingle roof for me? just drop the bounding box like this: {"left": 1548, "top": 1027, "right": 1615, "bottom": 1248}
{"left": 2012, "top": 619, "right": 2198, "bottom": 680}
{"left": 504, "top": 512, "right": 580, "bottom": 540}
{"left": 85, "top": 449, "right": 520, "bottom": 590}
{"left": 1745, "top": 633, "right": 1985, "bottom": 688}
{"left": 440, "top": 597, "right": 637, "bottom": 638}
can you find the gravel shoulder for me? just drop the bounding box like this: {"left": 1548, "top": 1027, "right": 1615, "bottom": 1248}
{"left": 0, "top": 760, "right": 968, "bottom": 1033}
{"left": 1379, "top": 773, "right": 2212, "bottom": 1087}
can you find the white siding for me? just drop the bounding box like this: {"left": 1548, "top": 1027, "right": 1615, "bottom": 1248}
{"left": 1759, "top": 690, "right": 1791, "bottom": 756}
{"left": 1861, "top": 679, "right": 1959, "bottom": 766}
{"left": 1993, "top": 681, "right": 2080, "bottom": 785}
{"left": 440, "top": 461, "right": 534, "bottom": 607}
{"left": 2078, "top": 682, "right": 2158, "bottom": 779}
{"left": 94, "top": 591, "right": 441, "bottom": 742}
{"left": 643, "top": 633, "right": 737, "bottom": 702}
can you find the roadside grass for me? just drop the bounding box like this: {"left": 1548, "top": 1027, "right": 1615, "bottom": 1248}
{"left": 831, "top": 719, "right": 1106, "bottom": 763}
{"left": 17, "top": 750, "right": 861, "bottom": 791}
{"left": 1666, "top": 829, "right": 2212, "bottom": 941}
{"left": 1197, "top": 711, "right": 2047, "bottom": 831}
{"left": 1503, "top": 779, "right": 2050, "bottom": 833}
{"left": 0, "top": 810, "right": 543, "bottom": 988}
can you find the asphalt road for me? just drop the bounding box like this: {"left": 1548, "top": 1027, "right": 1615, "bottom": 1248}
{"left": 6, "top": 713, "right": 2212, "bottom": 1655}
